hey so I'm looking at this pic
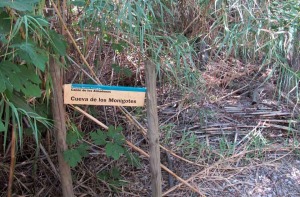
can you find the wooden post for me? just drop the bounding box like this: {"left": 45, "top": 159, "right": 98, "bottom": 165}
{"left": 50, "top": 57, "right": 74, "bottom": 197}
{"left": 145, "top": 60, "right": 162, "bottom": 196}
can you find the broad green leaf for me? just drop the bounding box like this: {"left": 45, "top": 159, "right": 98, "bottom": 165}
{"left": 0, "top": 0, "right": 40, "bottom": 12}
{"left": 112, "top": 64, "right": 121, "bottom": 72}
{"left": 6, "top": 92, "right": 40, "bottom": 118}
{"left": 112, "top": 42, "right": 126, "bottom": 53}
{"left": 0, "top": 60, "right": 41, "bottom": 97}
{"left": 0, "top": 121, "right": 5, "bottom": 132}
{"left": 0, "top": 61, "right": 20, "bottom": 93}
{"left": 111, "top": 167, "right": 120, "bottom": 179}
{"left": 0, "top": 12, "right": 11, "bottom": 36}
{"left": 49, "top": 30, "right": 67, "bottom": 56}
{"left": 90, "top": 129, "right": 107, "bottom": 145}
{"left": 19, "top": 65, "right": 41, "bottom": 84}
{"left": 76, "top": 143, "right": 90, "bottom": 157}
{"left": 105, "top": 142, "right": 124, "bottom": 160}
{"left": 107, "top": 126, "right": 125, "bottom": 145}
{"left": 70, "top": 0, "right": 86, "bottom": 7}
{"left": 63, "top": 149, "right": 82, "bottom": 167}
{"left": 21, "top": 82, "right": 41, "bottom": 97}
{"left": 97, "top": 171, "right": 109, "bottom": 181}
{"left": 11, "top": 42, "right": 48, "bottom": 71}
{"left": 0, "top": 73, "right": 6, "bottom": 93}
{"left": 67, "top": 131, "right": 79, "bottom": 145}
{"left": 123, "top": 68, "right": 133, "bottom": 77}
{"left": 27, "top": 15, "right": 48, "bottom": 27}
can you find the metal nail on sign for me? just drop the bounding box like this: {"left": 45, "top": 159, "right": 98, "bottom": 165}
{"left": 64, "top": 84, "right": 146, "bottom": 106}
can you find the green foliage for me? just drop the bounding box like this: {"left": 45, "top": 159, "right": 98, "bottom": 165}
{"left": 11, "top": 42, "right": 48, "bottom": 71}
{"left": 0, "top": 120, "right": 4, "bottom": 132}
{"left": 64, "top": 125, "right": 90, "bottom": 167}
{"left": 206, "top": 0, "right": 300, "bottom": 98}
{"left": 97, "top": 167, "right": 127, "bottom": 191}
{"left": 0, "top": 0, "right": 67, "bottom": 150}
{"left": 112, "top": 42, "right": 127, "bottom": 53}
{"left": 89, "top": 125, "right": 141, "bottom": 166}
{"left": 112, "top": 64, "right": 133, "bottom": 78}
{"left": 66, "top": 124, "right": 84, "bottom": 145}
{"left": 105, "top": 142, "right": 125, "bottom": 160}
{"left": 64, "top": 125, "right": 140, "bottom": 168}
{"left": 0, "top": 0, "right": 40, "bottom": 12}
{"left": 63, "top": 143, "right": 90, "bottom": 168}
{"left": 0, "top": 95, "right": 51, "bottom": 149}
{"left": 0, "top": 61, "right": 41, "bottom": 97}
{"left": 63, "top": 149, "right": 83, "bottom": 168}
{"left": 90, "top": 129, "right": 107, "bottom": 145}
{"left": 73, "top": 0, "right": 200, "bottom": 88}
{"left": 90, "top": 126, "right": 126, "bottom": 160}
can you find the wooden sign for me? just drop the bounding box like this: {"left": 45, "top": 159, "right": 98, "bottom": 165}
{"left": 63, "top": 84, "right": 146, "bottom": 106}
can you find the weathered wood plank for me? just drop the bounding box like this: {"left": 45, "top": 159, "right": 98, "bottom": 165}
{"left": 145, "top": 60, "right": 162, "bottom": 197}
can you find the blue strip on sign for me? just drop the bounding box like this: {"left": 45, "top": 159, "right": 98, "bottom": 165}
{"left": 71, "top": 84, "right": 147, "bottom": 92}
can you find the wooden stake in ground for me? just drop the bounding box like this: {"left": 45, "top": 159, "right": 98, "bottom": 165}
{"left": 145, "top": 60, "right": 162, "bottom": 196}
{"left": 7, "top": 125, "right": 16, "bottom": 197}
{"left": 50, "top": 57, "right": 74, "bottom": 197}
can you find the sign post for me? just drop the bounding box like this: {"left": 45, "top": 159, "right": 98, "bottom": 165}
{"left": 145, "top": 60, "right": 162, "bottom": 196}
{"left": 63, "top": 78, "right": 162, "bottom": 196}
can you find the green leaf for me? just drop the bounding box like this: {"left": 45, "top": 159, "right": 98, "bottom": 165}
{"left": 105, "top": 142, "right": 124, "bottom": 160}
{"left": 21, "top": 82, "right": 41, "bottom": 97}
{"left": 0, "top": 61, "right": 41, "bottom": 97}
{"left": 0, "top": 121, "right": 5, "bottom": 132}
{"left": 49, "top": 30, "right": 67, "bottom": 56}
{"left": 66, "top": 131, "right": 79, "bottom": 145}
{"left": 107, "top": 126, "right": 125, "bottom": 145}
{"left": 97, "top": 171, "right": 109, "bottom": 181}
{"left": 111, "top": 167, "right": 120, "bottom": 179}
{"left": 63, "top": 149, "right": 82, "bottom": 167}
{"left": 19, "top": 65, "right": 41, "bottom": 84}
{"left": 103, "top": 34, "right": 111, "bottom": 42}
{"left": 6, "top": 92, "right": 40, "bottom": 118}
{"left": 11, "top": 42, "right": 48, "bottom": 71}
{"left": 0, "top": 0, "right": 40, "bottom": 12}
{"left": 123, "top": 68, "right": 133, "bottom": 77}
{"left": 0, "top": 12, "right": 11, "bottom": 36}
{"left": 90, "top": 129, "right": 107, "bottom": 145}
{"left": 76, "top": 143, "right": 89, "bottom": 157}
{"left": 0, "top": 61, "right": 20, "bottom": 93}
{"left": 0, "top": 73, "right": 6, "bottom": 93}
{"left": 112, "top": 42, "right": 126, "bottom": 53}
{"left": 112, "top": 64, "right": 121, "bottom": 72}
{"left": 70, "top": 0, "right": 86, "bottom": 7}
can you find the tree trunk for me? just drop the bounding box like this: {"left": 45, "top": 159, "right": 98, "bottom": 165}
{"left": 145, "top": 60, "right": 162, "bottom": 197}
{"left": 50, "top": 57, "right": 74, "bottom": 197}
